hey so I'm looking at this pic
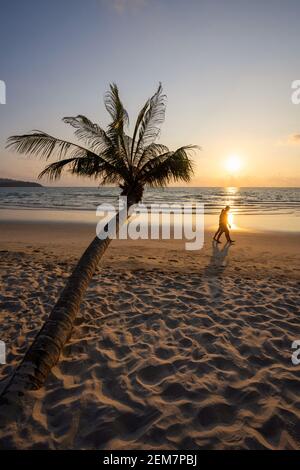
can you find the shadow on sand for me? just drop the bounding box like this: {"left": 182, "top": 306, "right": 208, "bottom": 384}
{"left": 204, "top": 240, "right": 232, "bottom": 300}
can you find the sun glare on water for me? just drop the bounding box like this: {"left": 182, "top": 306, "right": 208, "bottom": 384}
{"left": 226, "top": 155, "right": 242, "bottom": 174}
{"left": 228, "top": 212, "right": 234, "bottom": 227}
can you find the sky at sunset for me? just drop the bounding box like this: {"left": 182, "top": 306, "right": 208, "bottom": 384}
{"left": 0, "top": 0, "right": 300, "bottom": 187}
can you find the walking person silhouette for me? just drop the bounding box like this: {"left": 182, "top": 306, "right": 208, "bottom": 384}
{"left": 213, "top": 205, "right": 235, "bottom": 244}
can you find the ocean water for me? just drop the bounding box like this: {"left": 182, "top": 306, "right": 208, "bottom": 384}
{"left": 0, "top": 187, "right": 299, "bottom": 232}
{"left": 0, "top": 186, "right": 300, "bottom": 215}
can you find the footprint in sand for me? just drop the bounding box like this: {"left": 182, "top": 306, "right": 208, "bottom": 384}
{"left": 197, "top": 402, "right": 235, "bottom": 427}
{"left": 137, "top": 363, "right": 173, "bottom": 385}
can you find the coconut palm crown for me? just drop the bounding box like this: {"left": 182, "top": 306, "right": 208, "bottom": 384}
{"left": 7, "top": 83, "right": 195, "bottom": 204}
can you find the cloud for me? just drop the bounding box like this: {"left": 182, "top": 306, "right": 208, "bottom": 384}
{"left": 287, "top": 134, "right": 300, "bottom": 145}
{"left": 277, "top": 133, "right": 300, "bottom": 146}
{"left": 103, "top": 0, "right": 147, "bottom": 14}
{"left": 288, "top": 133, "right": 300, "bottom": 144}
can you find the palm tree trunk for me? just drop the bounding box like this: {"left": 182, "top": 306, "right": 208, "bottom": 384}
{"left": 0, "top": 208, "right": 127, "bottom": 408}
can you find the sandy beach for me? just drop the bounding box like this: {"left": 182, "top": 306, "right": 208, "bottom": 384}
{"left": 0, "top": 220, "right": 299, "bottom": 449}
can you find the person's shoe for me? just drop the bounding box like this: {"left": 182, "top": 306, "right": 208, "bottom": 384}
{"left": 216, "top": 240, "right": 222, "bottom": 244}
{"left": 229, "top": 240, "right": 235, "bottom": 243}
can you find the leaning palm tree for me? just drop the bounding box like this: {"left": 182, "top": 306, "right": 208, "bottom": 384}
{"left": 0, "top": 83, "right": 196, "bottom": 405}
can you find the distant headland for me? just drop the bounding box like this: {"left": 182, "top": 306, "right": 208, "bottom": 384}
{"left": 0, "top": 178, "right": 43, "bottom": 187}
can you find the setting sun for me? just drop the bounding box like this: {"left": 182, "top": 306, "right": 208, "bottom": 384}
{"left": 226, "top": 155, "right": 242, "bottom": 174}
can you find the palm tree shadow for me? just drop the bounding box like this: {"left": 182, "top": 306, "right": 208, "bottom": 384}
{"left": 204, "top": 241, "right": 232, "bottom": 301}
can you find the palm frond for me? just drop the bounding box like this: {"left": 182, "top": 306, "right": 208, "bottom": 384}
{"left": 38, "top": 157, "right": 83, "bottom": 180}
{"left": 104, "top": 83, "right": 131, "bottom": 167}
{"left": 6, "top": 132, "right": 130, "bottom": 183}
{"left": 134, "top": 83, "right": 166, "bottom": 163}
{"left": 130, "top": 99, "right": 150, "bottom": 163}
{"left": 62, "top": 115, "right": 111, "bottom": 153}
{"left": 38, "top": 153, "right": 123, "bottom": 183}
{"left": 135, "top": 143, "right": 169, "bottom": 172}
{"left": 104, "top": 83, "right": 129, "bottom": 130}
{"left": 139, "top": 146, "right": 196, "bottom": 187}
{"left": 6, "top": 132, "right": 95, "bottom": 161}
